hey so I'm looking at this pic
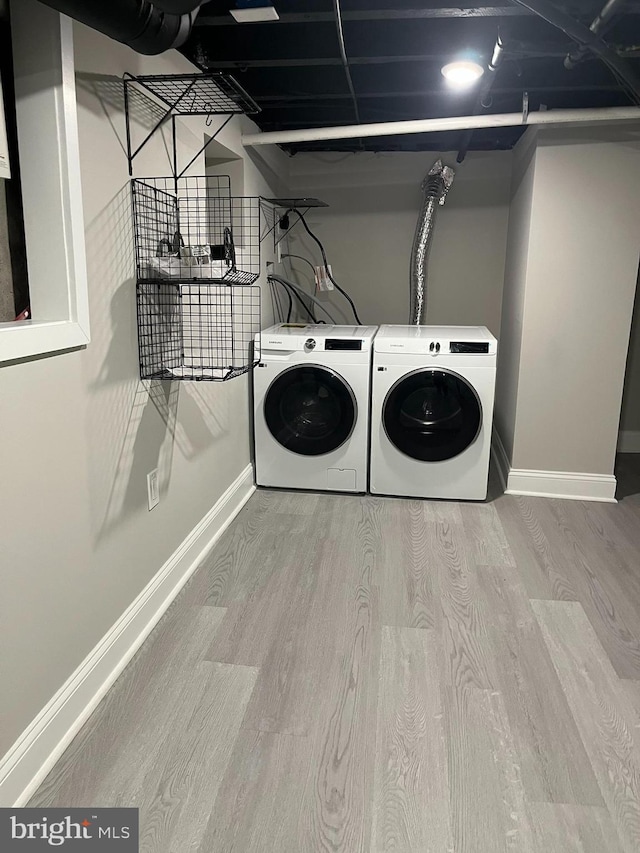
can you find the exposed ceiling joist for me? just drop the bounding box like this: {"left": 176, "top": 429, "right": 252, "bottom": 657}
{"left": 254, "top": 85, "right": 622, "bottom": 104}
{"left": 199, "top": 51, "right": 564, "bottom": 69}
{"left": 196, "top": 4, "right": 640, "bottom": 27}
{"left": 196, "top": 7, "right": 532, "bottom": 26}
{"left": 198, "top": 55, "right": 446, "bottom": 69}
{"left": 201, "top": 46, "right": 640, "bottom": 69}
{"left": 183, "top": 1, "right": 640, "bottom": 153}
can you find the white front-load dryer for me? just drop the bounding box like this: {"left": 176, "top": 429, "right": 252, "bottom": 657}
{"left": 370, "top": 325, "right": 497, "bottom": 501}
{"left": 253, "top": 324, "right": 377, "bottom": 493}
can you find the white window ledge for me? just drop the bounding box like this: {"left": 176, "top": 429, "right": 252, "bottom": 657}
{"left": 0, "top": 1, "right": 89, "bottom": 364}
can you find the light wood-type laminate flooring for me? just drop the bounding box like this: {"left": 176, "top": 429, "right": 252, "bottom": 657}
{"left": 30, "top": 456, "right": 640, "bottom": 852}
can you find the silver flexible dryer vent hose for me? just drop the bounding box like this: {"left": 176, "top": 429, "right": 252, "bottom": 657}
{"left": 409, "top": 159, "right": 455, "bottom": 325}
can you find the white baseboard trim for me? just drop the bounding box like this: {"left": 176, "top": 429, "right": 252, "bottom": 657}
{"left": 618, "top": 430, "right": 640, "bottom": 453}
{"left": 506, "top": 469, "right": 617, "bottom": 503}
{"left": 491, "top": 429, "right": 510, "bottom": 492}
{"left": 0, "top": 464, "right": 255, "bottom": 807}
{"left": 492, "top": 430, "right": 616, "bottom": 502}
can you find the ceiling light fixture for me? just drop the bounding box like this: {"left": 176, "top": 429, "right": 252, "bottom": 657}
{"left": 230, "top": 2, "right": 279, "bottom": 23}
{"left": 441, "top": 60, "right": 485, "bottom": 88}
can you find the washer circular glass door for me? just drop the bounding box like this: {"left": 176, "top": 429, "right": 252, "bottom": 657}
{"left": 383, "top": 368, "right": 482, "bottom": 462}
{"left": 264, "top": 364, "right": 357, "bottom": 456}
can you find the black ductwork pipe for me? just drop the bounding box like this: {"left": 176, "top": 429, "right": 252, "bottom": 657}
{"left": 512, "top": 0, "right": 640, "bottom": 106}
{"left": 152, "top": 0, "right": 202, "bottom": 13}
{"left": 564, "top": 0, "right": 623, "bottom": 70}
{"left": 38, "top": 0, "right": 200, "bottom": 55}
{"left": 456, "top": 33, "right": 505, "bottom": 164}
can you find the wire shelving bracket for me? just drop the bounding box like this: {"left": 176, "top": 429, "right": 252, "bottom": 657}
{"left": 123, "top": 71, "right": 260, "bottom": 179}
{"left": 259, "top": 197, "right": 329, "bottom": 251}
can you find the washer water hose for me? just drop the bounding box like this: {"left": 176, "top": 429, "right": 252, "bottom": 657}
{"left": 409, "top": 160, "right": 455, "bottom": 326}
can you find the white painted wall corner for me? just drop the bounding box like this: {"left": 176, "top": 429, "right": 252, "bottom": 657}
{"left": 0, "top": 464, "right": 255, "bottom": 807}
{"left": 618, "top": 430, "right": 640, "bottom": 453}
{"left": 491, "top": 429, "right": 510, "bottom": 492}
{"left": 492, "top": 431, "right": 617, "bottom": 503}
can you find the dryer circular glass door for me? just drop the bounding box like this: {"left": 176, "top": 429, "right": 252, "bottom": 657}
{"left": 264, "top": 364, "right": 357, "bottom": 456}
{"left": 383, "top": 368, "right": 482, "bottom": 462}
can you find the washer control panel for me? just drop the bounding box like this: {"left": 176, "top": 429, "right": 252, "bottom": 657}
{"left": 305, "top": 338, "right": 364, "bottom": 352}
{"left": 259, "top": 324, "right": 377, "bottom": 354}
{"left": 324, "top": 339, "right": 363, "bottom": 351}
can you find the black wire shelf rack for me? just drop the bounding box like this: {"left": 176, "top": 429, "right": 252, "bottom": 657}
{"left": 123, "top": 71, "right": 260, "bottom": 177}
{"left": 129, "top": 72, "right": 260, "bottom": 118}
{"left": 132, "top": 176, "right": 261, "bottom": 285}
{"left": 136, "top": 282, "right": 261, "bottom": 382}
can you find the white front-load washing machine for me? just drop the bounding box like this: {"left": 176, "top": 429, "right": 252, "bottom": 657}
{"left": 370, "top": 325, "right": 497, "bottom": 501}
{"left": 253, "top": 323, "right": 377, "bottom": 493}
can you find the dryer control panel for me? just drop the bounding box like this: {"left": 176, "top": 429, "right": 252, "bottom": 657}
{"left": 374, "top": 325, "right": 497, "bottom": 356}
{"left": 450, "top": 341, "right": 489, "bottom": 354}
{"left": 423, "top": 339, "right": 493, "bottom": 357}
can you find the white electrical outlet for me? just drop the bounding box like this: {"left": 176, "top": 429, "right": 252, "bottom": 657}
{"left": 315, "top": 264, "right": 334, "bottom": 291}
{"left": 147, "top": 469, "right": 159, "bottom": 511}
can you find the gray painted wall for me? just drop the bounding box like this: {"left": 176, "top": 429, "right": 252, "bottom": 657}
{"left": 496, "top": 127, "right": 640, "bottom": 475}
{"left": 494, "top": 136, "right": 537, "bottom": 462}
{"left": 283, "top": 151, "right": 511, "bottom": 334}
{"left": 0, "top": 21, "right": 288, "bottom": 759}
{"left": 620, "top": 280, "right": 640, "bottom": 434}
{"left": 0, "top": 185, "right": 13, "bottom": 320}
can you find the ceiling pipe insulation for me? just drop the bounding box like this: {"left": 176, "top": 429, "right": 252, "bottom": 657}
{"left": 242, "top": 106, "right": 640, "bottom": 146}
{"left": 37, "top": 0, "right": 201, "bottom": 55}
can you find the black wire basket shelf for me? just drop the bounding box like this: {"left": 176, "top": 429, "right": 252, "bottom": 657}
{"left": 136, "top": 282, "right": 261, "bottom": 382}
{"left": 128, "top": 72, "right": 260, "bottom": 117}
{"left": 132, "top": 176, "right": 261, "bottom": 285}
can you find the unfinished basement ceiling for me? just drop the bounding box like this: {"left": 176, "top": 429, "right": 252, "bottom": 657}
{"left": 181, "top": 0, "right": 640, "bottom": 153}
